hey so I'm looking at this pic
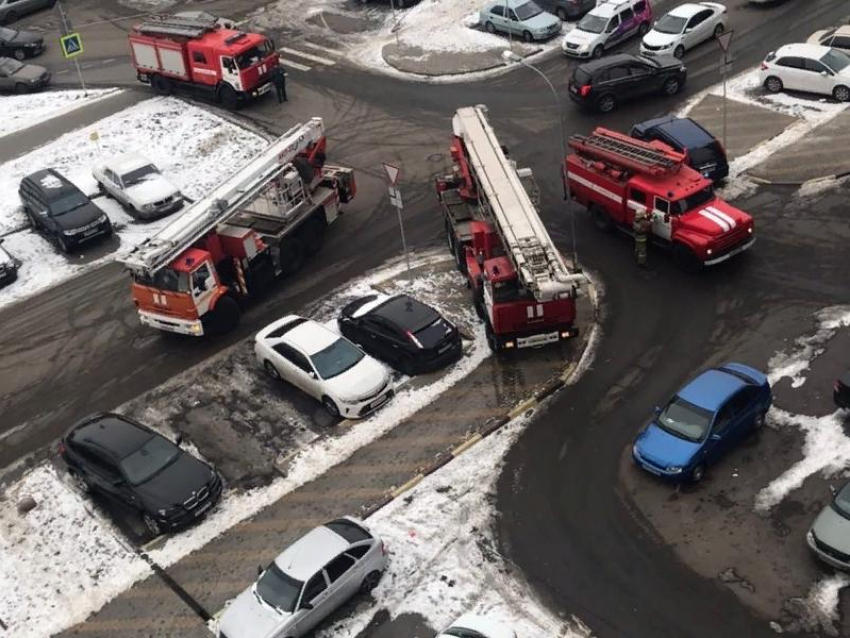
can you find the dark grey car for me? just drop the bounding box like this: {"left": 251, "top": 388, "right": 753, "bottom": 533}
{"left": 0, "top": 25, "right": 43, "bottom": 59}
{"left": 0, "top": 0, "right": 55, "bottom": 24}
{"left": 0, "top": 55, "right": 49, "bottom": 92}
{"left": 807, "top": 480, "right": 850, "bottom": 570}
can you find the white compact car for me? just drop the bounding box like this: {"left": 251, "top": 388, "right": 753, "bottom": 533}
{"left": 759, "top": 43, "right": 850, "bottom": 102}
{"left": 562, "top": 0, "right": 652, "bottom": 59}
{"left": 640, "top": 2, "right": 726, "bottom": 59}
{"left": 92, "top": 152, "right": 183, "bottom": 220}
{"left": 436, "top": 614, "right": 518, "bottom": 638}
{"left": 254, "top": 315, "right": 394, "bottom": 419}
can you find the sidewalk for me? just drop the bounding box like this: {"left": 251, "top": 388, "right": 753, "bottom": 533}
{"left": 382, "top": 40, "right": 539, "bottom": 78}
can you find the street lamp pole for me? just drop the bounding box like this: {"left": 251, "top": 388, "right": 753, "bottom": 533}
{"left": 502, "top": 51, "right": 577, "bottom": 268}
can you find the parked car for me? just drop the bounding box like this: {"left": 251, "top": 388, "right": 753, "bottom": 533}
{"left": 0, "top": 25, "right": 43, "bottom": 59}
{"left": 759, "top": 43, "right": 850, "bottom": 102}
{"left": 807, "top": 479, "right": 850, "bottom": 570}
{"left": 339, "top": 293, "right": 462, "bottom": 375}
{"left": 568, "top": 53, "right": 686, "bottom": 112}
{"left": 640, "top": 1, "right": 726, "bottom": 59}
{"left": 217, "top": 517, "right": 387, "bottom": 638}
{"left": 632, "top": 362, "right": 772, "bottom": 483}
{"left": 436, "top": 615, "right": 518, "bottom": 638}
{"left": 562, "top": 0, "right": 652, "bottom": 59}
{"left": 0, "top": 238, "right": 20, "bottom": 288}
{"left": 0, "top": 0, "right": 54, "bottom": 24}
{"left": 0, "top": 56, "right": 48, "bottom": 92}
{"left": 19, "top": 169, "right": 112, "bottom": 253}
{"left": 255, "top": 315, "right": 394, "bottom": 419}
{"left": 808, "top": 25, "right": 850, "bottom": 54}
{"left": 835, "top": 372, "right": 850, "bottom": 409}
{"left": 535, "top": 0, "right": 597, "bottom": 22}
{"left": 59, "top": 413, "right": 223, "bottom": 535}
{"left": 92, "top": 153, "right": 184, "bottom": 220}
{"left": 479, "top": 0, "right": 562, "bottom": 42}
{"left": 630, "top": 115, "right": 729, "bottom": 181}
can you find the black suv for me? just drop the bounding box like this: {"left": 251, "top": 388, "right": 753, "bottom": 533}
{"left": 631, "top": 115, "right": 729, "bottom": 182}
{"left": 569, "top": 53, "right": 687, "bottom": 113}
{"left": 60, "top": 413, "right": 223, "bottom": 536}
{"left": 536, "top": 0, "right": 596, "bottom": 21}
{"left": 19, "top": 168, "right": 112, "bottom": 252}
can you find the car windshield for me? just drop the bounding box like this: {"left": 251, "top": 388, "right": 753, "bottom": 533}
{"left": 578, "top": 14, "right": 608, "bottom": 34}
{"left": 51, "top": 192, "right": 89, "bottom": 215}
{"left": 821, "top": 48, "right": 850, "bottom": 72}
{"left": 655, "top": 14, "right": 687, "bottom": 34}
{"left": 311, "top": 338, "right": 364, "bottom": 379}
{"left": 119, "top": 435, "right": 181, "bottom": 485}
{"left": 121, "top": 164, "right": 158, "bottom": 186}
{"left": 673, "top": 185, "right": 715, "bottom": 215}
{"left": 657, "top": 396, "right": 714, "bottom": 442}
{"left": 0, "top": 58, "right": 23, "bottom": 74}
{"left": 0, "top": 27, "right": 16, "bottom": 40}
{"left": 235, "top": 40, "right": 274, "bottom": 69}
{"left": 514, "top": 1, "right": 543, "bottom": 20}
{"left": 255, "top": 563, "right": 302, "bottom": 613}
{"left": 832, "top": 482, "right": 850, "bottom": 519}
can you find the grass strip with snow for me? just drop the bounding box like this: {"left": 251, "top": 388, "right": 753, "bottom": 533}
{"left": 0, "top": 89, "right": 122, "bottom": 139}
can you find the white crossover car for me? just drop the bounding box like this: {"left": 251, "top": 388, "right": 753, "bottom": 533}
{"left": 807, "top": 24, "right": 850, "bottom": 54}
{"left": 759, "top": 43, "right": 850, "bottom": 102}
{"left": 254, "top": 315, "right": 394, "bottom": 419}
{"left": 640, "top": 2, "right": 727, "bottom": 59}
{"left": 92, "top": 152, "right": 183, "bottom": 220}
{"left": 436, "top": 615, "right": 518, "bottom": 638}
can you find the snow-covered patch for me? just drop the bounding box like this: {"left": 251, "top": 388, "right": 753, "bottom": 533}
{"left": 795, "top": 174, "right": 850, "bottom": 200}
{"left": 0, "top": 465, "right": 150, "bottom": 638}
{"left": 781, "top": 573, "right": 850, "bottom": 637}
{"left": 0, "top": 96, "right": 266, "bottom": 309}
{"left": 0, "top": 89, "right": 121, "bottom": 139}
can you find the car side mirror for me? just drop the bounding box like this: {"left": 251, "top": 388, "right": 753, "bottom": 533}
{"left": 829, "top": 484, "right": 837, "bottom": 496}
{"left": 112, "top": 477, "right": 125, "bottom": 486}
{"left": 174, "top": 433, "right": 183, "bottom": 446}
{"left": 820, "top": 70, "right": 829, "bottom": 77}
{"left": 300, "top": 602, "right": 313, "bottom": 611}
{"left": 710, "top": 433, "right": 722, "bottom": 441}
{"left": 308, "top": 371, "right": 317, "bottom": 379}
{"left": 685, "top": 27, "right": 693, "bottom": 33}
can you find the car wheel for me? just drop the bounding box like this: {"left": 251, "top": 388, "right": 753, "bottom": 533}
{"left": 142, "top": 513, "right": 162, "bottom": 537}
{"left": 753, "top": 411, "right": 767, "bottom": 431}
{"left": 484, "top": 321, "right": 498, "bottom": 352}
{"left": 298, "top": 217, "right": 325, "bottom": 255}
{"left": 673, "top": 45, "right": 685, "bottom": 59}
{"left": 322, "top": 396, "right": 340, "bottom": 418}
{"left": 592, "top": 206, "right": 614, "bottom": 233}
{"left": 398, "top": 354, "right": 416, "bottom": 376}
{"left": 556, "top": 8, "right": 568, "bottom": 21}
{"left": 596, "top": 94, "right": 616, "bottom": 113}
{"left": 485, "top": 21, "right": 496, "bottom": 34}
{"left": 397, "top": 0, "right": 407, "bottom": 7}
{"left": 68, "top": 469, "right": 90, "bottom": 494}
{"left": 359, "top": 570, "right": 382, "bottom": 594}
{"left": 689, "top": 463, "right": 706, "bottom": 484}
{"left": 522, "top": 30, "right": 533, "bottom": 43}
{"left": 218, "top": 84, "right": 238, "bottom": 109}
{"left": 714, "top": 23, "right": 725, "bottom": 38}
{"left": 833, "top": 85, "right": 850, "bottom": 102}
{"left": 3, "top": 11, "right": 18, "bottom": 24}
{"left": 592, "top": 44, "right": 603, "bottom": 59}
{"left": 14, "top": 82, "right": 28, "bottom": 94}
{"left": 264, "top": 360, "right": 281, "bottom": 381}
{"left": 662, "top": 77, "right": 681, "bottom": 96}
{"left": 638, "top": 21, "right": 650, "bottom": 36}
{"left": 764, "top": 76, "right": 783, "bottom": 93}
{"left": 56, "top": 235, "right": 70, "bottom": 253}
{"left": 12, "top": 48, "right": 25, "bottom": 61}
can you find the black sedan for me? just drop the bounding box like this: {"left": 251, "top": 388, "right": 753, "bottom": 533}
{"left": 835, "top": 372, "right": 850, "bottom": 409}
{"left": 59, "top": 413, "right": 222, "bottom": 536}
{"left": 339, "top": 294, "right": 462, "bottom": 375}
{"left": 0, "top": 26, "right": 43, "bottom": 60}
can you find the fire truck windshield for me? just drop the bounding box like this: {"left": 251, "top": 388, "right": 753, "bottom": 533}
{"left": 492, "top": 280, "right": 533, "bottom": 304}
{"left": 672, "top": 185, "right": 715, "bottom": 215}
{"left": 134, "top": 269, "right": 189, "bottom": 293}
{"left": 235, "top": 40, "right": 274, "bottom": 69}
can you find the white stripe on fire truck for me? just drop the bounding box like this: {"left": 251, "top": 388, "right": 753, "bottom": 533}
{"left": 567, "top": 172, "right": 623, "bottom": 204}
{"left": 705, "top": 206, "right": 737, "bottom": 229}
{"left": 697, "top": 208, "right": 731, "bottom": 232}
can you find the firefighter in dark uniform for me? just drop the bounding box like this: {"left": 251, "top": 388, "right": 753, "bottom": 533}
{"left": 270, "top": 65, "right": 288, "bottom": 103}
{"left": 633, "top": 208, "right": 652, "bottom": 267}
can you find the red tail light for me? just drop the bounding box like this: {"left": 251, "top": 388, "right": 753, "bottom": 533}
{"left": 579, "top": 85, "right": 591, "bottom": 97}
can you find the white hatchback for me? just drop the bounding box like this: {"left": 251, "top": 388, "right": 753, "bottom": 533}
{"left": 759, "top": 43, "right": 850, "bottom": 102}
{"left": 254, "top": 315, "right": 394, "bottom": 419}
{"left": 640, "top": 2, "right": 726, "bottom": 59}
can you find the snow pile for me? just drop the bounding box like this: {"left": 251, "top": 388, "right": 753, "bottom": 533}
{"left": 0, "top": 465, "right": 150, "bottom": 638}
{"left": 0, "top": 97, "right": 267, "bottom": 309}
{"left": 782, "top": 573, "right": 850, "bottom": 637}
{"left": 0, "top": 89, "right": 121, "bottom": 139}
{"left": 795, "top": 174, "right": 850, "bottom": 199}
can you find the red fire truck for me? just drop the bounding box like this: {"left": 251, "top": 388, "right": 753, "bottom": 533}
{"left": 128, "top": 14, "right": 279, "bottom": 108}
{"left": 566, "top": 128, "right": 755, "bottom": 270}
{"left": 437, "top": 105, "right": 585, "bottom": 352}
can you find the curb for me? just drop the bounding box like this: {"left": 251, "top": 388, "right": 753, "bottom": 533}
{"left": 745, "top": 169, "right": 850, "bottom": 188}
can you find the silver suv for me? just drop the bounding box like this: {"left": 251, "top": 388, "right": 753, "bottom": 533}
{"left": 0, "top": 0, "right": 55, "bottom": 24}
{"left": 217, "top": 517, "right": 387, "bottom": 638}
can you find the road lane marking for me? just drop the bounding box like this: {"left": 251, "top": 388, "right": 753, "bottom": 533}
{"left": 276, "top": 56, "right": 311, "bottom": 72}
{"left": 278, "top": 46, "right": 336, "bottom": 66}
{"left": 300, "top": 42, "right": 343, "bottom": 57}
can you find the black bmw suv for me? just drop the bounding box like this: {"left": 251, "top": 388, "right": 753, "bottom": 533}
{"left": 569, "top": 53, "right": 687, "bottom": 113}
{"left": 60, "top": 413, "right": 223, "bottom": 536}
{"left": 19, "top": 168, "right": 112, "bottom": 253}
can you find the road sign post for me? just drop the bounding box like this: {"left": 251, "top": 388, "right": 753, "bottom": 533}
{"left": 57, "top": 1, "right": 87, "bottom": 96}
{"left": 383, "top": 163, "right": 409, "bottom": 271}
{"left": 716, "top": 29, "right": 734, "bottom": 152}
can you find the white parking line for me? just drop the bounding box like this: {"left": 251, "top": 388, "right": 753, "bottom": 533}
{"left": 278, "top": 46, "right": 336, "bottom": 66}
{"left": 278, "top": 57, "right": 311, "bottom": 72}
{"left": 300, "top": 42, "right": 344, "bottom": 57}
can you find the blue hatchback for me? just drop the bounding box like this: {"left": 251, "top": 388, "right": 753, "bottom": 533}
{"left": 633, "top": 363, "right": 772, "bottom": 484}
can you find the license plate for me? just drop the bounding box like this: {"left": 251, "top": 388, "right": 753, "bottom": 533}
{"left": 194, "top": 501, "right": 212, "bottom": 518}
{"left": 569, "top": 85, "right": 578, "bottom": 93}
{"left": 438, "top": 343, "right": 452, "bottom": 354}
{"left": 258, "top": 83, "right": 272, "bottom": 95}
{"left": 84, "top": 228, "right": 99, "bottom": 237}
{"left": 369, "top": 394, "right": 389, "bottom": 410}
{"left": 642, "top": 463, "right": 661, "bottom": 476}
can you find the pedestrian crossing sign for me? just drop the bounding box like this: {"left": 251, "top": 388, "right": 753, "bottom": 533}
{"left": 60, "top": 32, "right": 83, "bottom": 59}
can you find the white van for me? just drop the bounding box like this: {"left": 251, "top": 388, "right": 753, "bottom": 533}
{"left": 562, "top": 0, "right": 653, "bottom": 58}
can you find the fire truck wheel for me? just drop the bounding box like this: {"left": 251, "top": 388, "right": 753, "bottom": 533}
{"left": 673, "top": 244, "right": 701, "bottom": 273}
{"left": 591, "top": 206, "right": 614, "bottom": 233}
{"left": 484, "top": 322, "right": 498, "bottom": 352}
{"left": 280, "top": 237, "right": 306, "bottom": 275}
{"left": 662, "top": 77, "right": 681, "bottom": 96}
{"left": 454, "top": 240, "right": 467, "bottom": 275}
{"left": 205, "top": 296, "right": 240, "bottom": 335}
{"left": 596, "top": 94, "right": 616, "bottom": 113}
{"left": 764, "top": 76, "right": 783, "bottom": 93}
{"left": 322, "top": 397, "right": 340, "bottom": 418}
{"left": 218, "top": 84, "right": 238, "bottom": 109}
{"left": 151, "top": 75, "right": 172, "bottom": 96}
{"left": 833, "top": 85, "right": 850, "bottom": 102}
{"left": 300, "top": 218, "right": 325, "bottom": 255}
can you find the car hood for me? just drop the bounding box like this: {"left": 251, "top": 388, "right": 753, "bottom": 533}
{"left": 52, "top": 203, "right": 103, "bottom": 230}
{"left": 12, "top": 31, "right": 42, "bottom": 45}
{"left": 124, "top": 176, "right": 179, "bottom": 205}
{"left": 523, "top": 12, "right": 561, "bottom": 31}
{"left": 11, "top": 63, "right": 46, "bottom": 80}
{"left": 564, "top": 28, "right": 599, "bottom": 45}
{"left": 680, "top": 200, "right": 750, "bottom": 237}
{"left": 135, "top": 451, "right": 213, "bottom": 509}
{"left": 643, "top": 29, "right": 680, "bottom": 47}
{"left": 811, "top": 504, "right": 850, "bottom": 555}
{"left": 218, "top": 587, "right": 291, "bottom": 638}
{"left": 325, "top": 357, "right": 390, "bottom": 401}
{"left": 635, "top": 421, "right": 702, "bottom": 468}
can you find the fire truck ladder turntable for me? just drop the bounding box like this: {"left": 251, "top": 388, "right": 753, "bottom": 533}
{"left": 121, "top": 118, "right": 325, "bottom": 277}
{"left": 453, "top": 105, "right": 583, "bottom": 302}
{"left": 568, "top": 128, "right": 686, "bottom": 177}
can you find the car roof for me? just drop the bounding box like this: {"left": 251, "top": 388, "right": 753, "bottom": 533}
{"left": 258, "top": 315, "right": 339, "bottom": 355}
{"left": 579, "top": 53, "right": 641, "bottom": 73}
{"left": 668, "top": 3, "right": 704, "bottom": 18}
{"left": 677, "top": 368, "right": 746, "bottom": 412}
{"left": 69, "top": 414, "right": 153, "bottom": 459}
{"left": 104, "top": 153, "right": 155, "bottom": 174}
{"left": 274, "top": 524, "right": 351, "bottom": 581}
{"left": 24, "top": 169, "right": 75, "bottom": 195}
{"left": 641, "top": 116, "right": 716, "bottom": 148}
{"left": 372, "top": 295, "right": 439, "bottom": 330}
{"left": 774, "top": 43, "right": 832, "bottom": 59}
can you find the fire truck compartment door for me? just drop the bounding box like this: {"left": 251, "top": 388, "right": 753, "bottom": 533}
{"left": 131, "top": 42, "right": 158, "bottom": 70}
{"left": 159, "top": 47, "right": 187, "bottom": 78}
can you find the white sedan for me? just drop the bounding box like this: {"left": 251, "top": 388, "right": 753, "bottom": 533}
{"left": 760, "top": 43, "right": 850, "bottom": 102}
{"left": 92, "top": 152, "right": 183, "bottom": 220}
{"left": 254, "top": 315, "right": 394, "bottom": 419}
{"left": 640, "top": 2, "right": 727, "bottom": 59}
{"left": 436, "top": 615, "right": 517, "bottom": 638}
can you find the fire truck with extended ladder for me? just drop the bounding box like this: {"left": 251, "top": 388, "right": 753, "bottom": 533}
{"left": 566, "top": 127, "right": 755, "bottom": 270}
{"left": 128, "top": 14, "right": 279, "bottom": 108}
{"left": 120, "top": 117, "right": 355, "bottom": 337}
{"left": 436, "top": 105, "right": 585, "bottom": 352}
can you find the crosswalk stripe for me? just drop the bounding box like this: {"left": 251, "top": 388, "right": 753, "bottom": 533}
{"left": 278, "top": 46, "right": 337, "bottom": 66}
{"left": 300, "top": 41, "right": 344, "bottom": 57}
{"left": 277, "top": 57, "right": 311, "bottom": 72}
